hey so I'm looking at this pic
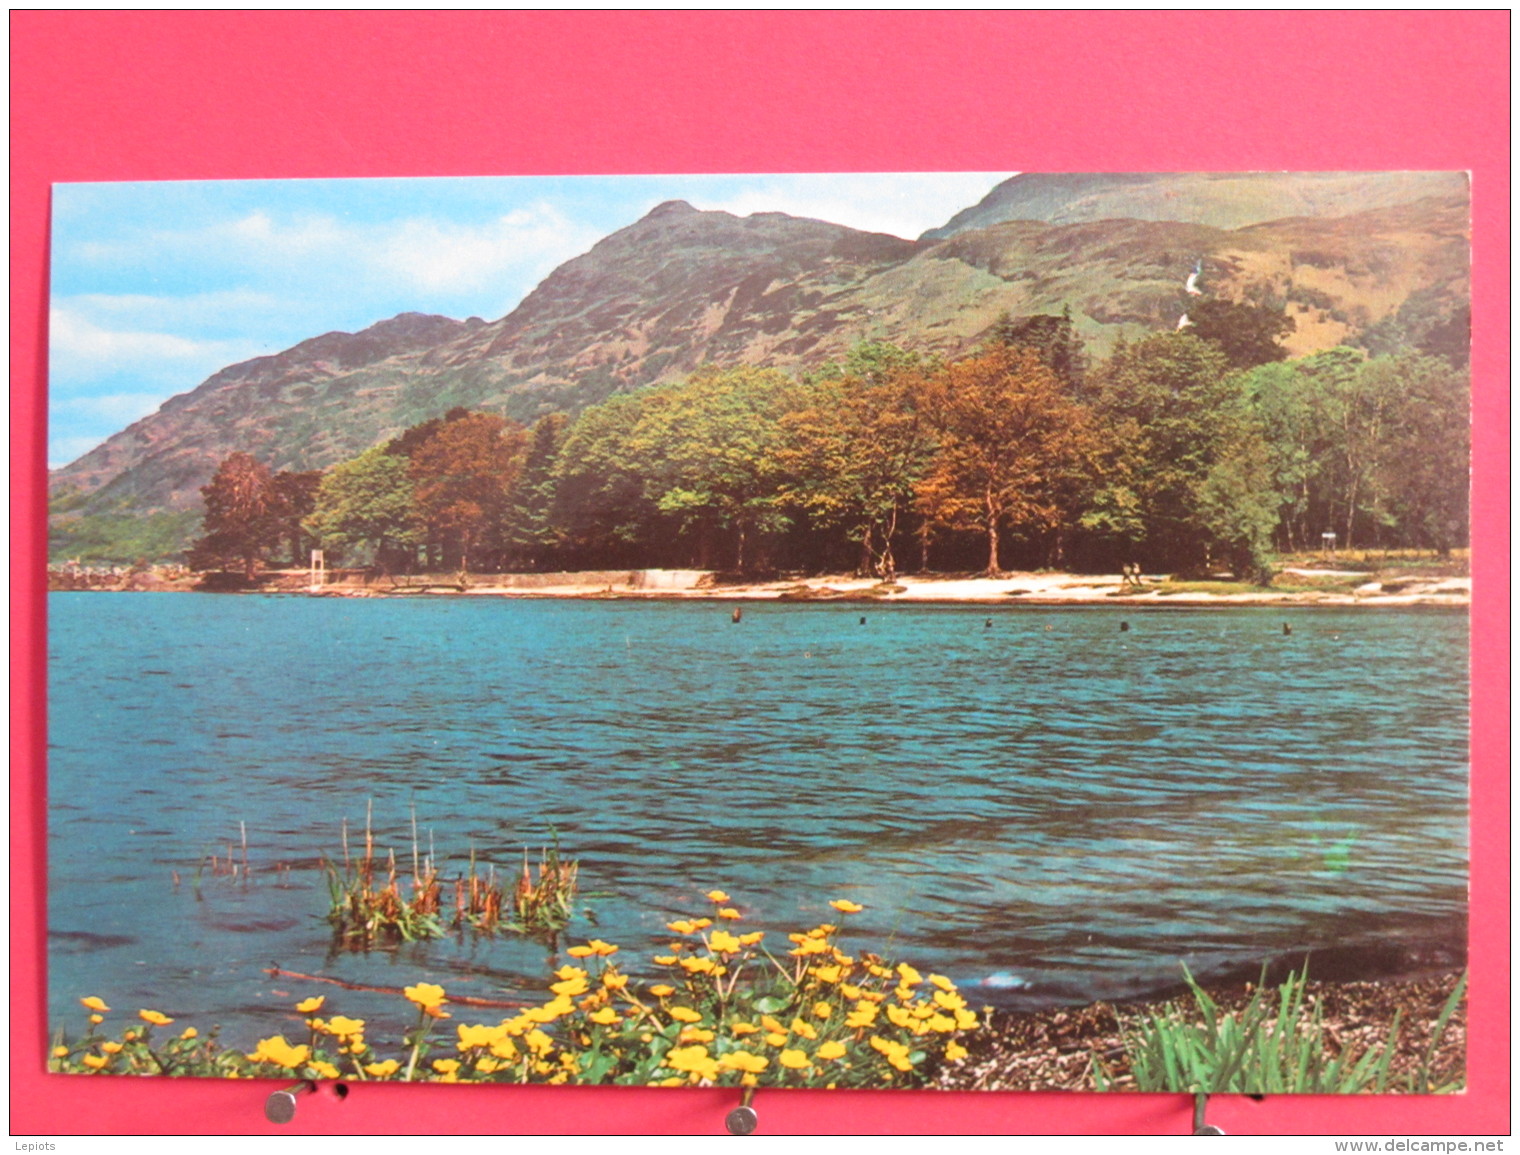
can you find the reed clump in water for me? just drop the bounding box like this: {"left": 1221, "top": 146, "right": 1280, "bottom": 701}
{"left": 323, "top": 806, "right": 578, "bottom": 945}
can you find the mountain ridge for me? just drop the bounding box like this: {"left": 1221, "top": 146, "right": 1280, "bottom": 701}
{"left": 50, "top": 175, "right": 1470, "bottom": 529}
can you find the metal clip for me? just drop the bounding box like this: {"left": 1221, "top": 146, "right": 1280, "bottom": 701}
{"left": 265, "top": 1080, "right": 316, "bottom": 1124}
{"left": 1192, "top": 1092, "right": 1226, "bottom": 1135}
{"left": 725, "top": 1086, "right": 758, "bottom": 1135}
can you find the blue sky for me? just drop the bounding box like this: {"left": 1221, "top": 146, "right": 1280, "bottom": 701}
{"left": 48, "top": 173, "right": 1012, "bottom": 468}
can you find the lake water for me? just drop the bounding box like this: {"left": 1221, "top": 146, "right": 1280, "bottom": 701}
{"left": 48, "top": 593, "right": 1468, "bottom": 1048}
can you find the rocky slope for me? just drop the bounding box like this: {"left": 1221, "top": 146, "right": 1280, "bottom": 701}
{"left": 50, "top": 177, "right": 1469, "bottom": 530}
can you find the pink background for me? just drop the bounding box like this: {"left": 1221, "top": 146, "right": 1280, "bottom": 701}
{"left": 10, "top": 12, "right": 1509, "bottom": 1135}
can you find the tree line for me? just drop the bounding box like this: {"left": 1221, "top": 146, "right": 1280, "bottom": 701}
{"left": 188, "top": 311, "right": 1469, "bottom": 583}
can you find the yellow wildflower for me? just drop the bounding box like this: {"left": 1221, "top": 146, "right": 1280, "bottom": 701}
{"left": 845, "top": 1003, "right": 879, "bottom": 1029}
{"left": 366, "top": 1059, "right": 401, "bottom": 1077}
{"left": 894, "top": 985, "right": 917, "bottom": 1003}
{"left": 52, "top": 1046, "right": 69, "bottom": 1058}
{"left": 550, "top": 975, "right": 589, "bottom": 997}
{"left": 811, "top": 965, "right": 843, "bottom": 984}
{"left": 954, "top": 1008, "right": 979, "bottom": 1030}
{"left": 738, "top": 931, "right": 765, "bottom": 946}
{"left": 790, "top": 1018, "right": 818, "bottom": 1040}
{"left": 708, "top": 929, "right": 743, "bottom": 954}
{"left": 718, "top": 1051, "right": 769, "bottom": 1073}
{"left": 246, "top": 1035, "right": 310, "bottom": 1069}
{"left": 80, "top": 996, "right": 110, "bottom": 1013}
{"left": 679, "top": 1027, "right": 716, "bottom": 1044}
{"left": 665, "top": 1044, "right": 719, "bottom": 1080}
{"left": 179, "top": 1027, "right": 198, "bottom": 1040}
{"left": 705, "top": 890, "right": 731, "bottom": 904}
{"left": 432, "top": 1058, "right": 461, "bottom": 1075}
{"left": 933, "top": 989, "right": 966, "bottom": 1011}
{"left": 812, "top": 1001, "right": 834, "bottom": 1020}
{"left": 403, "top": 982, "right": 446, "bottom": 1010}
{"left": 602, "top": 972, "right": 629, "bottom": 990}
{"left": 588, "top": 1007, "right": 621, "bottom": 1026}
{"left": 760, "top": 1015, "right": 786, "bottom": 1033}
{"left": 82, "top": 1054, "right": 108, "bottom": 1070}
{"left": 524, "top": 1029, "right": 554, "bottom": 1055}
{"left": 886, "top": 1004, "right": 916, "bottom": 1029}
{"left": 840, "top": 983, "right": 862, "bottom": 1000}
{"left": 309, "top": 1060, "right": 340, "bottom": 1080}
{"left": 138, "top": 1010, "right": 174, "bottom": 1026}
{"left": 679, "top": 956, "right": 716, "bottom": 975}
{"left": 778, "top": 1049, "right": 811, "bottom": 1069}
{"left": 897, "top": 963, "right": 923, "bottom": 986}
{"left": 788, "top": 938, "right": 830, "bottom": 957}
{"left": 89, "top": 1015, "right": 104, "bottom": 1025}
{"left": 870, "top": 1035, "right": 913, "bottom": 1072}
{"left": 945, "top": 1040, "right": 969, "bottom": 1062}
{"left": 476, "top": 1057, "right": 501, "bottom": 1075}
{"left": 326, "top": 1015, "right": 366, "bottom": 1038}
{"left": 669, "top": 1006, "right": 703, "bottom": 1023}
{"left": 489, "top": 1037, "right": 520, "bottom": 1062}
{"left": 666, "top": 919, "right": 699, "bottom": 935}
{"left": 691, "top": 918, "right": 713, "bottom": 930}
{"left": 101, "top": 1041, "right": 124, "bottom": 1054}
{"left": 718, "top": 907, "right": 742, "bottom": 920}
{"left": 457, "top": 1023, "right": 500, "bottom": 1050}
{"left": 829, "top": 899, "right": 864, "bottom": 913}
{"left": 587, "top": 939, "right": 619, "bottom": 957}
{"left": 554, "top": 964, "right": 588, "bottom": 981}
{"left": 764, "top": 1032, "right": 789, "bottom": 1047}
{"left": 524, "top": 995, "right": 575, "bottom": 1024}
{"left": 652, "top": 955, "right": 678, "bottom": 966}
{"left": 817, "top": 1040, "right": 847, "bottom": 1060}
{"left": 566, "top": 945, "right": 595, "bottom": 959}
{"left": 649, "top": 984, "right": 675, "bottom": 998}
{"left": 928, "top": 974, "right": 956, "bottom": 992}
{"left": 729, "top": 1022, "right": 760, "bottom": 1036}
{"left": 294, "top": 996, "right": 325, "bottom": 1013}
{"left": 927, "top": 1013, "right": 957, "bottom": 1033}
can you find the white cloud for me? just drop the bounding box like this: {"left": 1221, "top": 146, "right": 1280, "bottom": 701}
{"left": 52, "top": 391, "right": 169, "bottom": 424}
{"left": 49, "top": 434, "right": 110, "bottom": 472}
{"left": 369, "top": 205, "right": 602, "bottom": 294}
{"left": 49, "top": 306, "right": 261, "bottom": 388}
{"left": 73, "top": 203, "right": 600, "bottom": 304}
{"left": 695, "top": 173, "right": 1014, "bottom": 240}
{"left": 62, "top": 289, "right": 286, "bottom": 330}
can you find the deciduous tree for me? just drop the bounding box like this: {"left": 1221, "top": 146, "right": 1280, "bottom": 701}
{"left": 916, "top": 347, "right": 1093, "bottom": 576}
{"left": 187, "top": 452, "right": 282, "bottom": 580}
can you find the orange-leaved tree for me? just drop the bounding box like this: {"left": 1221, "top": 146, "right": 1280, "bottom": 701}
{"left": 408, "top": 412, "right": 529, "bottom": 573}
{"left": 916, "top": 347, "right": 1094, "bottom": 576}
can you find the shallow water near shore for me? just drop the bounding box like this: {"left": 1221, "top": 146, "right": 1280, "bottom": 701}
{"left": 47, "top": 593, "right": 1468, "bottom": 1048}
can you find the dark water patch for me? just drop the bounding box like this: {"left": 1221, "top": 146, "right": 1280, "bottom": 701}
{"left": 50, "top": 929, "right": 138, "bottom": 952}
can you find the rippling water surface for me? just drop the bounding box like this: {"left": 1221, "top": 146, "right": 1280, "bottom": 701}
{"left": 48, "top": 594, "right": 1468, "bottom": 1045}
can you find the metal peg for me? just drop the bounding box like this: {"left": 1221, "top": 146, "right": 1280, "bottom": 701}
{"left": 1192, "top": 1092, "right": 1225, "bottom": 1135}
{"left": 265, "top": 1080, "right": 315, "bottom": 1124}
{"left": 725, "top": 1086, "right": 758, "bottom": 1135}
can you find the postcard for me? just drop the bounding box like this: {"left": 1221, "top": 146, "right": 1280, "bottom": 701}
{"left": 46, "top": 172, "right": 1469, "bottom": 1092}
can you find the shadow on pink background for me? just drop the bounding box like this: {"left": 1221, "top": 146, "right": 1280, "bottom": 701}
{"left": 10, "top": 12, "right": 1509, "bottom": 1135}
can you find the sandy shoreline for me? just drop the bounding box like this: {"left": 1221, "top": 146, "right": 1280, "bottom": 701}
{"left": 50, "top": 566, "right": 1471, "bottom": 607}
{"left": 363, "top": 569, "right": 1470, "bottom": 608}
